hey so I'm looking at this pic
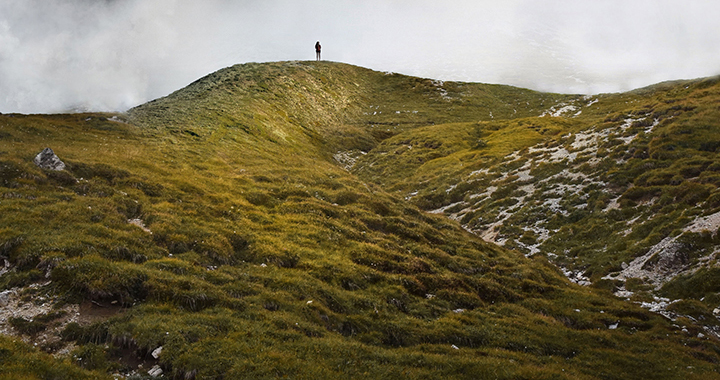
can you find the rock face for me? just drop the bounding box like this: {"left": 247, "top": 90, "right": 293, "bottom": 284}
{"left": 33, "top": 148, "right": 65, "bottom": 171}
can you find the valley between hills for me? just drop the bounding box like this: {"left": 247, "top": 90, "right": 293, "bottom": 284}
{"left": 1, "top": 61, "right": 720, "bottom": 379}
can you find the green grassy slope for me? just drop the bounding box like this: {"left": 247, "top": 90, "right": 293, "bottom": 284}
{"left": 0, "top": 62, "right": 719, "bottom": 379}
{"left": 353, "top": 75, "right": 720, "bottom": 317}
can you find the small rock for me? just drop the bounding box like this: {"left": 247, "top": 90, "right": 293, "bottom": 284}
{"left": 151, "top": 346, "right": 163, "bottom": 359}
{"left": 453, "top": 309, "right": 465, "bottom": 314}
{"left": 128, "top": 218, "right": 152, "bottom": 233}
{"left": 713, "top": 308, "right": 720, "bottom": 315}
{"left": 451, "top": 344, "right": 459, "bottom": 350}
{"left": 0, "top": 290, "right": 12, "bottom": 307}
{"left": 33, "top": 148, "right": 65, "bottom": 171}
{"left": 621, "top": 262, "right": 628, "bottom": 270}
{"left": 148, "top": 365, "right": 163, "bottom": 377}
{"left": 608, "top": 322, "right": 619, "bottom": 330}
{"left": 698, "top": 333, "right": 705, "bottom": 339}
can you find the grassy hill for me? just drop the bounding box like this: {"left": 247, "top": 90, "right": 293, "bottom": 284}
{"left": 352, "top": 75, "right": 720, "bottom": 313}
{"left": 0, "top": 61, "right": 719, "bottom": 379}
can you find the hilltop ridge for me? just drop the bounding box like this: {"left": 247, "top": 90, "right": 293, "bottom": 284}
{"left": 128, "top": 61, "right": 572, "bottom": 153}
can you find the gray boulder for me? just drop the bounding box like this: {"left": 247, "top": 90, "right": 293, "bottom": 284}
{"left": 33, "top": 148, "right": 66, "bottom": 171}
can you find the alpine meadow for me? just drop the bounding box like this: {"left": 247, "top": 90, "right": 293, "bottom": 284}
{"left": 2, "top": 61, "right": 720, "bottom": 379}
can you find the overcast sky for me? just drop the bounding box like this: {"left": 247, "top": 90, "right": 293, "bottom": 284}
{"left": 1, "top": 0, "right": 719, "bottom": 114}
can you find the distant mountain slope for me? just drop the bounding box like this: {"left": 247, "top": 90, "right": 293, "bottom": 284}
{"left": 353, "top": 75, "right": 720, "bottom": 325}
{"left": 0, "top": 62, "right": 719, "bottom": 379}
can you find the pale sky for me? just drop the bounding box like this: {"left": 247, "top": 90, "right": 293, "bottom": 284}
{"left": 1, "top": 0, "right": 718, "bottom": 113}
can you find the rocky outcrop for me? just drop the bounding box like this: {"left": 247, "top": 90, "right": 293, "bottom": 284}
{"left": 33, "top": 148, "right": 66, "bottom": 171}
{"left": 604, "top": 236, "right": 689, "bottom": 289}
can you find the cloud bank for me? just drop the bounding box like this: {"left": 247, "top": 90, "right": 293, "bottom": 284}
{"left": 0, "top": 0, "right": 718, "bottom": 113}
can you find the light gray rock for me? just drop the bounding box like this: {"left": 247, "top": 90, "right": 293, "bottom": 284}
{"left": 33, "top": 148, "right": 65, "bottom": 171}
{"left": 148, "top": 365, "right": 163, "bottom": 377}
{"left": 151, "top": 346, "right": 163, "bottom": 359}
{"left": 0, "top": 290, "right": 12, "bottom": 307}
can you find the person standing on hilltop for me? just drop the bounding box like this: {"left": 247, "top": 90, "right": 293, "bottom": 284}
{"left": 315, "top": 41, "right": 321, "bottom": 61}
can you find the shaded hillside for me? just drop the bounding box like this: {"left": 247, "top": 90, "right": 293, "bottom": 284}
{"left": 0, "top": 62, "right": 719, "bottom": 379}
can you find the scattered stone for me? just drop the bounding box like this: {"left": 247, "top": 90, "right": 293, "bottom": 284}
{"left": 451, "top": 344, "right": 459, "bottom": 350}
{"left": 333, "top": 150, "right": 367, "bottom": 171}
{"left": 151, "top": 346, "right": 163, "bottom": 359}
{"left": 685, "top": 210, "right": 720, "bottom": 236}
{"left": 0, "top": 290, "right": 12, "bottom": 307}
{"left": 148, "top": 365, "right": 163, "bottom": 377}
{"left": 608, "top": 322, "right": 619, "bottom": 330}
{"left": 698, "top": 333, "right": 705, "bottom": 339}
{"left": 128, "top": 219, "right": 152, "bottom": 234}
{"left": 0, "top": 284, "right": 80, "bottom": 354}
{"left": 33, "top": 148, "right": 65, "bottom": 171}
{"left": 0, "top": 259, "right": 11, "bottom": 277}
{"left": 604, "top": 236, "right": 690, "bottom": 289}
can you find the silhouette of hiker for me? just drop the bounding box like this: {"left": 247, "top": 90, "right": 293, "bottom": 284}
{"left": 315, "top": 41, "right": 321, "bottom": 61}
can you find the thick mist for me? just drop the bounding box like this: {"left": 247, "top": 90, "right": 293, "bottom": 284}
{"left": 1, "top": 0, "right": 719, "bottom": 114}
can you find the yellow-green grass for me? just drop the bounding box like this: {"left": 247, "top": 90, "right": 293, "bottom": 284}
{"left": 354, "top": 74, "right": 720, "bottom": 297}
{"left": 0, "top": 63, "right": 719, "bottom": 378}
{"left": 0, "top": 335, "right": 109, "bottom": 380}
